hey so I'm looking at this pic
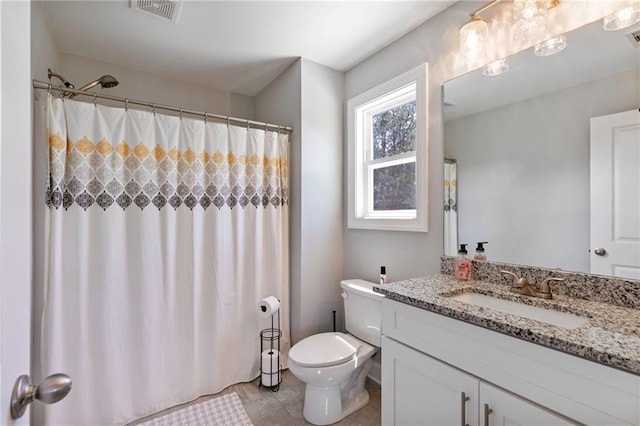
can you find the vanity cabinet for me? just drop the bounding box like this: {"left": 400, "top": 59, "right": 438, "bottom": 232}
{"left": 383, "top": 336, "right": 572, "bottom": 425}
{"left": 383, "top": 335, "right": 479, "bottom": 425}
{"left": 381, "top": 298, "right": 640, "bottom": 425}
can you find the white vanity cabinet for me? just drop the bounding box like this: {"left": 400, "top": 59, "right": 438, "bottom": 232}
{"left": 383, "top": 335, "right": 479, "bottom": 425}
{"left": 383, "top": 336, "right": 572, "bottom": 425}
{"left": 381, "top": 298, "right": 640, "bottom": 426}
{"left": 479, "top": 382, "right": 572, "bottom": 426}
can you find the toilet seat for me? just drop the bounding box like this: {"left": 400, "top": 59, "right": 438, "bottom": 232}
{"left": 289, "top": 332, "right": 360, "bottom": 368}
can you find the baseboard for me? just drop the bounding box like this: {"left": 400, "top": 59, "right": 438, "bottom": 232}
{"left": 368, "top": 359, "right": 381, "bottom": 385}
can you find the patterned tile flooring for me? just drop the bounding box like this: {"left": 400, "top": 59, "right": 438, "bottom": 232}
{"left": 130, "top": 369, "right": 381, "bottom": 426}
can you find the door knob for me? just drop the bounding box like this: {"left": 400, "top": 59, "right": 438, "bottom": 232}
{"left": 594, "top": 247, "right": 607, "bottom": 256}
{"left": 10, "top": 373, "right": 72, "bottom": 419}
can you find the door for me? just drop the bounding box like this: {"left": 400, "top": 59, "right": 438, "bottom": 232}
{"left": 1, "top": 2, "right": 33, "bottom": 424}
{"left": 481, "top": 382, "right": 576, "bottom": 426}
{"left": 382, "top": 335, "right": 479, "bottom": 426}
{"left": 590, "top": 109, "right": 640, "bottom": 279}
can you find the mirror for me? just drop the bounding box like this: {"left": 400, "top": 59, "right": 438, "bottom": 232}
{"left": 443, "top": 18, "right": 640, "bottom": 276}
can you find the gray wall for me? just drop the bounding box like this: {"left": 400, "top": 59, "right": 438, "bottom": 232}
{"left": 343, "top": 3, "right": 476, "bottom": 283}
{"left": 341, "top": 0, "right": 608, "bottom": 283}
{"left": 255, "top": 59, "right": 344, "bottom": 343}
{"left": 444, "top": 69, "right": 640, "bottom": 272}
{"left": 56, "top": 53, "right": 255, "bottom": 119}
{"left": 255, "top": 60, "right": 303, "bottom": 343}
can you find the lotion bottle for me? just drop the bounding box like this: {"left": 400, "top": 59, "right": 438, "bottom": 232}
{"left": 453, "top": 244, "right": 471, "bottom": 281}
{"left": 380, "top": 266, "right": 387, "bottom": 285}
{"left": 474, "top": 242, "right": 488, "bottom": 262}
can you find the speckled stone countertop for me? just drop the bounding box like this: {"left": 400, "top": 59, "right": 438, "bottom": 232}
{"left": 374, "top": 274, "right": 640, "bottom": 376}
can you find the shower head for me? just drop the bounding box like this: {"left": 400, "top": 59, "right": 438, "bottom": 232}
{"left": 77, "top": 74, "right": 120, "bottom": 91}
{"left": 47, "top": 68, "right": 120, "bottom": 98}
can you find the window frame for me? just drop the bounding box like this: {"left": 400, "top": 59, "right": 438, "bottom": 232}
{"left": 347, "top": 63, "right": 429, "bottom": 232}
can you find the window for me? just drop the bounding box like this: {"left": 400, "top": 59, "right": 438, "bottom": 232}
{"left": 347, "top": 63, "right": 428, "bottom": 231}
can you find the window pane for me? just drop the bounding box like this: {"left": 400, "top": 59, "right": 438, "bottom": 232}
{"left": 372, "top": 100, "right": 416, "bottom": 159}
{"left": 373, "top": 162, "right": 416, "bottom": 210}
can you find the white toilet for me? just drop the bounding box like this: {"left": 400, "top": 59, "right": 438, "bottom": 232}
{"left": 288, "top": 279, "right": 384, "bottom": 425}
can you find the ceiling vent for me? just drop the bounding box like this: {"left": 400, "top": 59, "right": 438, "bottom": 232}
{"left": 626, "top": 29, "right": 640, "bottom": 47}
{"left": 130, "top": 0, "right": 181, "bottom": 23}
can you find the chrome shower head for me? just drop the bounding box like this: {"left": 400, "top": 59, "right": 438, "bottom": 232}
{"left": 78, "top": 74, "right": 119, "bottom": 91}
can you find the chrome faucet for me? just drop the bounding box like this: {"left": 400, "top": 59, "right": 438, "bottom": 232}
{"left": 500, "top": 271, "right": 565, "bottom": 300}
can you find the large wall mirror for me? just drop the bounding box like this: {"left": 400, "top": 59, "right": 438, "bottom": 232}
{"left": 443, "top": 17, "right": 640, "bottom": 278}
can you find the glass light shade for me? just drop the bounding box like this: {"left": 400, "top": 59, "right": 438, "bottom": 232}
{"left": 603, "top": 4, "right": 640, "bottom": 31}
{"left": 483, "top": 58, "right": 509, "bottom": 77}
{"left": 460, "top": 17, "right": 488, "bottom": 67}
{"left": 535, "top": 34, "right": 567, "bottom": 56}
{"left": 513, "top": 0, "right": 547, "bottom": 41}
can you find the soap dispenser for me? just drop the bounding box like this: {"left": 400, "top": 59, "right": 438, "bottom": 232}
{"left": 454, "top": 244, "right": 471, "bottom": 281}
{"left": 474, "top": 242, "right": 488, "bottom": 262}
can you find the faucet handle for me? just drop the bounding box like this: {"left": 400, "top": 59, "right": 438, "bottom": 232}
{"left": 500, "top": 270, "right": 519, "bottom": 282}
{"left": 540, "top": 277, "right": 565, "bottom": 294}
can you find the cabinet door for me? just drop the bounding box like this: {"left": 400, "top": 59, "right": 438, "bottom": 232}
{"left": 382, "top": 336, "right": 479, "bottom": 426}
{"left": 480, "top": 382, "right": 577, "bottom": 426}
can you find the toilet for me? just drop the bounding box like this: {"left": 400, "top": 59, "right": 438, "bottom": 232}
{"left": 288, "top": 279, "right": 384, "bottom": 425}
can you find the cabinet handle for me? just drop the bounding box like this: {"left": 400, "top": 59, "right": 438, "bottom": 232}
{"left": 460, "top": 392, "right": 470, "bottom": 426}
{"left": 483, "top": 403, "right": 493, "bottom": 426}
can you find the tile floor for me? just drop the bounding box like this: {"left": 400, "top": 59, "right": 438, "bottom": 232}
{"left": 130, "top": 369, "right": 381, "bottom": 426}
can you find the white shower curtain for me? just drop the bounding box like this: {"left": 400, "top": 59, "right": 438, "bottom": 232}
{"left": 41, "top": 94, "right": 289, "bottom": 425}
{"left": 444, "top": 161, "right": 458, "bottom": 256}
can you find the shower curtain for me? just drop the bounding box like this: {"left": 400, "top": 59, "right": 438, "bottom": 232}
{"left": 444, "top": 161, "right": 458, "bottom": 256}
{"left": 40, "top": 93, "right": 289, "bottom": 425}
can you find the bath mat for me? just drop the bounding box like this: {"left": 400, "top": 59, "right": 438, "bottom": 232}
{"left": 138, "top": 392, "right": 253, "bottom": 426}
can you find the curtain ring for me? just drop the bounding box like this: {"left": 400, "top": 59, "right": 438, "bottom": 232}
{"left": 204, "top": 113, "right": 208, "bottom": 123}
{"left": 179, "top": 109, "right": 183, "bottom": 120}
{"left": 47, "top": 84, "right": 52, "bottom": 95}
{"left": 265, "top": 123, "right": 268, "bottom": 133}
{"left": 227, "top": 117, "right": 230, "bottom": 127}
{"left": 93, "top": 93, "right": 97, "bottom": 107}
{"left": 125, "top": 98, "right": 129, "bottom": 111}
{"left": 152, "top": 103, "right": 156, "bottom": 116}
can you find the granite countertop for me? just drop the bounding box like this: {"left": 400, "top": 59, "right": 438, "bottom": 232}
{"left": 374, "top": 274, "right": 640, "bottom": 376}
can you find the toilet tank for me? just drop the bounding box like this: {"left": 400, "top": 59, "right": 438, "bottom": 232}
{"left": 340, "top": 279, "right": 384, "bottom": 347}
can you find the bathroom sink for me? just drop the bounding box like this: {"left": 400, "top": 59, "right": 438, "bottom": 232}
{"left": 449, "top": 292, "right": 589, "bottom": 329}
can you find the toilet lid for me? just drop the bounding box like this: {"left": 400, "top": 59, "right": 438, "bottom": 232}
{"left": 289, "top": 333, "right": 358, "bottom": 368}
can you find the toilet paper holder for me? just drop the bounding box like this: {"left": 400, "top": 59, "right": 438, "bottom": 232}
{"left": 259, "top": 298, "right": 281, "bottom": 391}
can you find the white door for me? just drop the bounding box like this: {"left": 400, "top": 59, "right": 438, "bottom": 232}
{"left": 480, "top": 382, "right": 576, "bottom": 426}
{"left": 382, "top": 336, "right": 479, "bottom": 426}
{"left": 590, "top": 109, "right": 640, "bottom": 279}
{"left": 1, "top": 2, "right": 33, "bottom": 424}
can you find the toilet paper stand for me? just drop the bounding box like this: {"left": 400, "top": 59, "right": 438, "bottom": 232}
{"left": 259, "top": 308, "right": 281, "bottom": 391}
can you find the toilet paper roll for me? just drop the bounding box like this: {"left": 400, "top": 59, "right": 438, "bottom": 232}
{"left": 261, "top": 349, "right": 281, "bottom": 387}
{"left": 259, "top": 296, "right": 280, "bottom": 317}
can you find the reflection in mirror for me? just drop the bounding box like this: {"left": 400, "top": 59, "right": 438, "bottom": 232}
{"left": 443, "top": 18, "right": 640, "bottom": 277}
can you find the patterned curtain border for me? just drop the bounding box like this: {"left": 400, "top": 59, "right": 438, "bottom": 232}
{"left": 47, "top": 133, "right": 289, "bottom": 211}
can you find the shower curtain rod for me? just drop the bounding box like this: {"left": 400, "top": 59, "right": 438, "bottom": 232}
{"left": 32, "top": 80, "right": 294, "bottom": 134}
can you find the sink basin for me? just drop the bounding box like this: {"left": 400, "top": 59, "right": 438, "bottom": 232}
{"left": 449, "top": 292, "right": 589, "bottom": 329}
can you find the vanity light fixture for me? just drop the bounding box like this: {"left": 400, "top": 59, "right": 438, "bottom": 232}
{"left": 513, "top": 0, "right": 560, "bottom": 41}
{"left": 513, "top": 0, "right": 547, "bottom": 40}
{"left": 482, "top": 57, "right": 510, "bottom": 76}
{"left": 603, "top": 3, "right": 640, "bottom": 31}
{"left": 534, "top": 33, "right": 567, "bottom": 56}
{"left": 460, "top": 0, "right": 561, "bottom": 67}
{"left": 460, "top": 14, "right": 489, "bottom": 67}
